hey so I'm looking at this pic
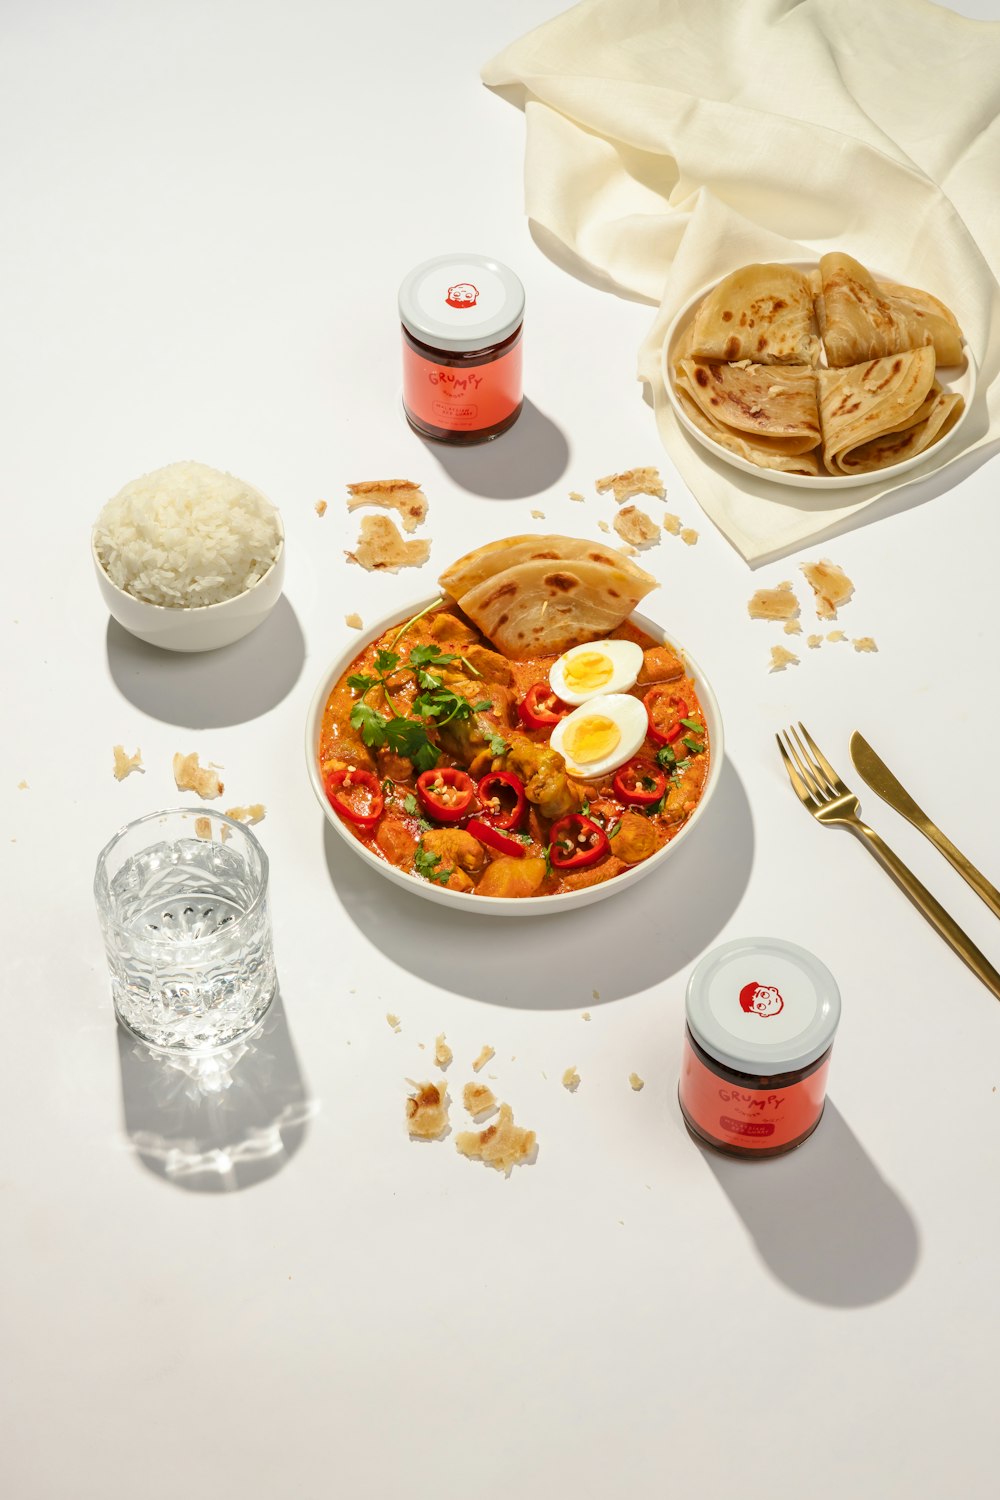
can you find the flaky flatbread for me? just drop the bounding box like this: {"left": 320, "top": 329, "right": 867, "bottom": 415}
{"left": 831, "top": 385, "right": 964, "bottom": 474}
{"left": 458, "top": 557, "right": 657, "bottom": 659}
{"left": 687, "top": 264, "right": 819, "bottom": 366}
{"left": 818, "top": 348, "right": 937, "bottom": 473}
{"left": 818, "top": 253, "right": 964, "bottom": 367}
{"left": 673, "top": 383, "right": 823, "bottom": 476}
{"left": 439, "top": 535, "right": 654, "bottom": 600}
{"left": 675, "top": 359, "right": 821, "bottom": 455}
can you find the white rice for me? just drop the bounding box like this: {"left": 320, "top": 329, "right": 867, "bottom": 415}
{"left": 94, "top": 460, "right": 282, "bottom": 608}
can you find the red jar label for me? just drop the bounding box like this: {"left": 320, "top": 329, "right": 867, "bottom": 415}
{"left": 402, "top": 336, "right": 522, "bottom": 432}
{"left": 679, "top": 1036, "right": 830, "bottom": 1152}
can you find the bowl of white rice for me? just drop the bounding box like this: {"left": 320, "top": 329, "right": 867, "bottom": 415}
{"left": 92, "top": 460, "right": 285, "bottom": 652}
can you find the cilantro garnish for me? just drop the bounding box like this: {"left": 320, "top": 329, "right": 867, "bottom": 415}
{"left": 414, "top": 843, "right": 452, "bottom": 886}
{"left": 680, "top": 718, "right": 705, "bottom": 734}
{"left": 643, "top": 790, "right": 670, "bottom": 818}
{"left": 488, "top": 732, "right": 509, "bottom": 757}
{"left": 607, "top": 819, "right": 622, "bottom": 838}
{"left": 681, "top": 736, "right": 704, "bottom": 755}
{"left": 655, "top": 745, "right": 676, "bottom": 770}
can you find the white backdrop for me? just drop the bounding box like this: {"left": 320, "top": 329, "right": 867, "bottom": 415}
{"left": 2, "top": 3, "right": 999, "bottom": 1497}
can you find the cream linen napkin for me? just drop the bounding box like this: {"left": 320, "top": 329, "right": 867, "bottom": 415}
{"left": 483, "top": 0, "right": 1000, "bottom": 562}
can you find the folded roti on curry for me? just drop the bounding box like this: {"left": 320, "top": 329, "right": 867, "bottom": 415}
{"left": 440, "top": 534, "right": 654, "bottom": 601}
{"left": 458, "top": 558, "right": 657, "bottom": 659}
{"left": 687, "top": 264, "right": 819, "bottom": 366}
{"left": 817, "top": 347, "right": 941, "bottom": 473}
{"left": 817, "top": 253, "right": 964, "bottom": 367}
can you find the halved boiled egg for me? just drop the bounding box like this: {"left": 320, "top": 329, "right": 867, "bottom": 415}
{"left": 549, "top": 693, "right": 649, "bottom": 780}
{"left": 549, "top": 639, "right": 644, "bottom": 706}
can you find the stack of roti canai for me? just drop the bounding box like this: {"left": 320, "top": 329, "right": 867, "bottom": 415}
{"left": 439, "top": 536, "right": 656, "bottom": 658}
{"left": 672, "top": 254, "right": 965, "bottom": 478}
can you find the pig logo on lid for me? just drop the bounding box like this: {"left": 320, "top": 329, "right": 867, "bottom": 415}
{"left": 446, "top": 282, "right": 479, "bottom": 309}
{"left": 739, "top": 981, "right": 785, "bottom": 1019}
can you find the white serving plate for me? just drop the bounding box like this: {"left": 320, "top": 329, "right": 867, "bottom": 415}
{"left": 662, "top": 259, "right": 976, "bottom": 490}
{"left": 306, "top": 599, "right": 724, "bottom": 917}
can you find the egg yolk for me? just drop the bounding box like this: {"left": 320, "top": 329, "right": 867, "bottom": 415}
{"left": 562, "top": 651, "right": 614, "bottom": 695}
{"left": 563, "top": 714, "right": 621, "bottom": 766}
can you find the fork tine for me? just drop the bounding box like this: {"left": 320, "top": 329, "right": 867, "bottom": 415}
{"left": 789, "top": 725, "right": 836, "bottom": 798}
{"left": 782, "top": 728, "right": 826, "bottom": 800}
{"left": 776, "top": 733, "right": 817, "bottom": 806}
{"left": 798, "top": 722, "right": 848, "bottom": 795}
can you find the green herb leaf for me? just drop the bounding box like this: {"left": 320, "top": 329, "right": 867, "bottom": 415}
{"left": 382, "top": 778, "right": 395, "bottom": 797}
{"left": 347, "top": 672, "right": 378, "bottom": 695}
{"left": 641, "top": 776, "right": 656, "bottom": 790}
{"left": 644, "top": 791, "right": 669, "bottom": 818}
{"left": 488, "top": 733, "right": 509, "bottom": 757}
{"left": 580, "top": 798, "right": 590, "bottom": 817}
{"left": 673, "top": 758, "right": 692, "bottom": 776}
{"left": 409, "top": 644, "right": 457, "bottom": 670}
{"left": 414, "top": 668, "right": 444, "bottom": 691}
{"left": 680, "top": 718, "right": 705, "bottom": 734}
{"left": 350, "top": 702, "right": 389, "bottom": 748}
{"left": 542, "top": 843, "right": 553, "bottom": 878}
{"left": 403, "top": 793, "right": 420, "bottom": 817}
{"left": 607, "top": 819, "right": 622, "bottom": 839}
{"left": 681, "top": 736, "right": 704, "bottom": 755}
{"left": 414, "top": 843, "right": 452, "bottom": 886}
{"left": 471, "top": 700, "right": 494, "bottom": 713}
{"left": 656, "top": 745, "right": 676, "bottom": 769}
{"left": 374, "top": 649, "right": 401, "bottom": 675}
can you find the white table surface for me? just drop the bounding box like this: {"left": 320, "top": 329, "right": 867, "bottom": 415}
{"left": 4, "top": 2, "right": 1000, "bottom": 1496}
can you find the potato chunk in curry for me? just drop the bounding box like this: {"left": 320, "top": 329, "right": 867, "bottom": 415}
{"left": 475, "top": 857, "right": 547, "bottom": 899}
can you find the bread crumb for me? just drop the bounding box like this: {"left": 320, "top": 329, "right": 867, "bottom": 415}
{"left": 530, "top": 508, "right": 545, "bottom": 520}
{"left": 112, "top": 745, "right": 143, "bottom": 781}
{"left": 463, "top": 1081, "right": 497, "bottom": 1117}
{"left": 346, "top": 479, "right": 427, "bottom": 533}
{"left": 748, "top": 582, "right": 799, "bottom": 621}
{"left": 472, "top": 1044, "right": 494, "bottom": 1073}
{"left": 194, "top": 816, "right": 212, "bottom": 840}
{"left": 731, "top": 358, "right": 753, "bottom": 369}
{"left": 314, "top": 500, "right": 327, "bottom": 517}
{"left": 344, "top": 612, "right": 364, "bottom": 630}
{"left": 807, "top": 634, "right": 823, "bottom": 648}
{"left": 783, "top": 620, "right": 802, "bottom": 636}
{"left": 592, "top": 989, "right": 600, "bottom": 1000}
{"left": 434, "top": 1033, "right": 452, "bottom": 1069}
{"left": 173, "top": 752, "right": 224, "bottom": 800}
{"left": 17, "top": 780, "right": 28, "bottom": 790}
{"left": 769, "top": 645, "right": 799, "bottom": 672}
{"left": 853, "top": 636, "right": 879, "bottom": 653}
{"left": 346, "top": 514, "right": 431, "bottom": 572}
{"left": 596, "top": 466, "right": 665, "bottom": 504}
{"left": 455, "top": 1103, "right": 536, "bottom": 1173}
{"left": 220, "top": 825, "right": 231, "bottom": 843}
{"left": 581, "top": 1011, "right": 591, "bottom": 1021}
{"left": 406, "top": 1080, "right": 449, "bottom": 1140}
{"left": 568, "top": 490, "right": 585, "bottom": 502}
{"left": 629, "top": 1072, "right": 645, "bottom": 1091}
{"left": 596, "top": 520, "right": 611, "bottom": 534}
{"left": 562, "top": 1066, "right": 580, "bottom": 1092}
{"left": 386, "top": 1012, "right": 401, "bottom": 1033}
{"left": 662, "top": 512, "right": 682, "bottom": 535}
{"left": 827, "top": 630, "right": 847, "bottom": 643}
{"left": 801, "top": 559, "right": 854, "bottom": 619}
{"left": 613, "top": 505, "right": 660, "bottom": 549}
{"left": 225, "top": 803, "right": 265, "bottom": 824}
{"left": 680, "top": 528, "right": 699, "bottom": 546}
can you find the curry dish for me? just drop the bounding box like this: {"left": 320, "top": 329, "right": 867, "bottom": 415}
{"left": 318, "top": 601, "right": 711, "bottom": 899}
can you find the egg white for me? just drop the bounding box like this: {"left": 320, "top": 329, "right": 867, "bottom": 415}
{"left": 549, "top": 693, "right": 649, "bottom": 780}
{"left": 549, "top": 639, "right": 644, "bottom": 707}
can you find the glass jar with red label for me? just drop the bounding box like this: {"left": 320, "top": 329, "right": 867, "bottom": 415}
{"left": 399, "top": 254, "right": 524, "bottom": 444}
{"left": 678, "top": 936, "right": 841, "bottom": 1159}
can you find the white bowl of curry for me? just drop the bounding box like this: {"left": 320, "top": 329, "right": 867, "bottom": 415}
{"left": 306, "top": 597, "right": 724, "bottom": 915}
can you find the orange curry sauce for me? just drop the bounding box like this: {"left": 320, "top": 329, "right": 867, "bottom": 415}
{"left": 318, "top": 605, "right": 710, "bottom": 899}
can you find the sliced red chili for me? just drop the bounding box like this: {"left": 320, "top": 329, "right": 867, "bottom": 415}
{"left": 416, "top": 767, "right": 476, "bottom": 824}
{"left": 644, "top": 688, "right": 689, "bottom": 747}
{"left": 467, "top": 817, "right": 526, "bottom": 858}
{"left": 519, "top": 681, "right": 571, "bottom": 732}
{"left": 324, "top": 767, "right": 384, "bottom": 833}
{"left": 547, "top": 814, "right": 610, "bottom": 871}
{"left": 613, "top": 759, "right": 667, "bottom": 808}
{"left": 476, "top": 771, "right": 527, "bottom": 831}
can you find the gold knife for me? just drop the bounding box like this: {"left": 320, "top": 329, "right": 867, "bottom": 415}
{"left": 850, "top": 731, "right": 1000, "bottom": 921}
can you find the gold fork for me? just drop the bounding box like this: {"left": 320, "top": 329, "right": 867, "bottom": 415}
{"left": 777, "top": 722, "right": 1000, "bottom": 1002}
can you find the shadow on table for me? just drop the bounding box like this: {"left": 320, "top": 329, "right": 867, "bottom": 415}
{"left": 117, "top": 990, "right": 316, "bottom": 1192}
{"left": 417, "top": 397, "right": 570, "bottom": 499}
{"left": 105, "top": 594, "right": 306, "bottom": 729}
{"left": 703, "top": 1100, "right": 919, "bottom": 1306}
{"left": 323, "top": 756, "right": 754, "bottom": 1009}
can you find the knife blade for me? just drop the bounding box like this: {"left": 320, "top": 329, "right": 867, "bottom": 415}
{"left": 850, "top": 730, "right": 1000, "bottom": 921}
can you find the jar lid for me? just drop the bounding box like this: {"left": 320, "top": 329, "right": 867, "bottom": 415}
{"left": 398, "top": 254, "right": 525, "bottom": 353}
{"left": 685, "top": 937, "right": 841, "bottom": 1075}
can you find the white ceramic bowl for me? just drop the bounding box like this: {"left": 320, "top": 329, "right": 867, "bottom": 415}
{"left": 92, "top": 519, "right": 285, "bottom": 653}
{"left": 662, "top": 259, "right": 976, "bottom": 490}
{"left": 306, "top": 599, "right": 725, "bottom": 917}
